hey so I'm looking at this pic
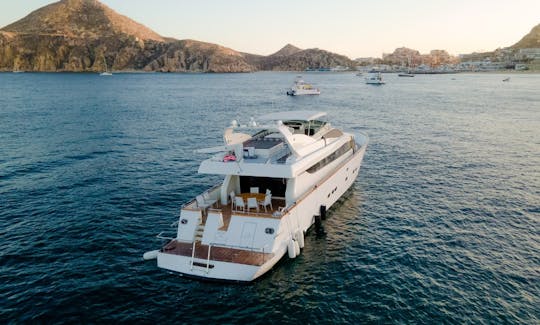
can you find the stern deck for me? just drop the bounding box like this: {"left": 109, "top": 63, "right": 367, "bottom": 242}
{"left": 162, "top": 240, "right": 274, "bottom": 266}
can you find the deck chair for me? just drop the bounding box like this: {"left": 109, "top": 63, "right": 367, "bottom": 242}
{"left": 203, "top": 192, "right": 217, "bottom": 207}
{"left": 259, "top": 193, "right": 273, "bottom": 212}
{"left": 247, "top": 197, "right": 259, "bottom": 213}
{"left": 234, "top": 197, "right": 245, "bottom": 212}
{"left": 250, "top": 187, "right": 259, "bottom": 194}
{"left": 196, "top": 195, "right": 211, "bottom": 209}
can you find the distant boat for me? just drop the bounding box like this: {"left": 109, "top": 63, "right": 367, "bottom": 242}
{"left": 398, "top": 73, "right": 414, "bottom": 77}
{"left": 12, "top": 70, "right": 24, "bottom": 73}
{"left": 100, "top": 57, "right": 112, "bottom": 76}
{"left": 365, "top": 72, "right": 385, "bottom": 85}
{"left": 305, "top": 67, "right": 331, "bottom": 72}
{"left": 502, "top": 77, "right": 510, "bottom": 82}
{"left": 286, "top": 76, "right": 320, "bottom": 95}
{"left": 330, "top": 66, "right": 350, "bottom": 72}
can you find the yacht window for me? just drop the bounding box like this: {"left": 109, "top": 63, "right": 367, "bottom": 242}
{"left": 283, "top": 121, "right": 305, "bottom": 134}
{"left": 306, "top": 120, "right": 327, "bottom": 136}
{"left": 306, "top": 140, "right": 354, "bottom": 174}
{"left": 240, "top": 176, "right": 287, "bottom": 197}
{"left": 252, "top": 129, "right": 271, "bottom": 139}
{"left": 283, "top": 120, "right": 327, "bottom": 136}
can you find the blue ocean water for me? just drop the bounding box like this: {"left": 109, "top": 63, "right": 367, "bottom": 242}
{"left": 0, "top": 72, "right": 539, "bottom": 323}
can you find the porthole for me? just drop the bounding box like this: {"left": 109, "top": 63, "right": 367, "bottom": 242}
{"left": 265, "top": 227, "right": 275, "bottom": 234}
{"left": 181, "top": 219, "right": 188, "bottom": 225}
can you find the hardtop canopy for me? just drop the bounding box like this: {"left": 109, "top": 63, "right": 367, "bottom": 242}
{"left": 258, "top": 111, "right": 327, "bottom": 122}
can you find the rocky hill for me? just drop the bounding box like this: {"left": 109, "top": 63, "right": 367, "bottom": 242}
{"left": 145, "top": 39, "right": 254, "bottom": 73}
{"left": 2, "top": 0, "right": 164, "bottom": 41}
{"left": 511, "top": 23, "right": 540, "bottom": 49}
{"left": 246, "top": 44, "right": 356, "bottom": 71}
{"left": 270, "top": 44, "right": 302, "bottom": 57}
{"left": 0, "top": 0, "right": 255, "bottom": 72}
{"left": 0, "top": 0, "right": 353, "bottom": 72}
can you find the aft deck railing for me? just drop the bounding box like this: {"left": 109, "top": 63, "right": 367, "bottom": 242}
{"left": 207, "top": 242, "right": 267, "bottom": 252}
{"left": 181, "top": 183, "right": 222, "bottom": 210}
{"left": 206, "top": 242, "right": 272, "bottom": 265}
{"left": 206, "top": 244, "right": 212, "bottom": 273}
{"left": 190, "top": 241, "right": 197, "bottom": 270}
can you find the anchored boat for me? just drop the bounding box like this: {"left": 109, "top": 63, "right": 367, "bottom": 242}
{"left": 286, "top": 76, "right": 320, "bottom": 96}
{"left": 146, "top": 111, "right": 368, "bottom": 281}
{"left": 365, "top": 72, "right": 385, "bottom": 85}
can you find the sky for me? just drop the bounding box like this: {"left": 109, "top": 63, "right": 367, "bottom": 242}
{"left": 0, "top": 0, "right": 539, "bottom": 58}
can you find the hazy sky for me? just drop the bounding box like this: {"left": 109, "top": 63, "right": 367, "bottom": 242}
{"left": 0, "top": 0, "right": 539, "bottom": 58}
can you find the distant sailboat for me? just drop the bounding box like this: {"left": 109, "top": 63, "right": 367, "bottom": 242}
{"left": 100, "top": 57, "right": 112, "bottom": 76}
{"left": 12, "top": 66, "right": 24, "bottom": 73}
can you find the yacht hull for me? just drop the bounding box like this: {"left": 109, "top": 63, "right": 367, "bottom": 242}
{"left": 157, "top": 252, "right": 272, "bottom": 282}
{"left": 286, "top": 90, "right": 321, "bottom": 96}
{"left": 157, "top": 144, "right": 367, "bottom": 282}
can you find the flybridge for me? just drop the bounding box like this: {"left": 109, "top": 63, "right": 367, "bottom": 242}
{"left": 197, "top": 111, "right": 343, "bottom": 177}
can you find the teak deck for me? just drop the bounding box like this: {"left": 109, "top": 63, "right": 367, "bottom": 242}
{"left": 210, "top": 198, "right": 284, "bottom": 231}
{"left": 162, "top": 240, "right": 274, "bottom": 266}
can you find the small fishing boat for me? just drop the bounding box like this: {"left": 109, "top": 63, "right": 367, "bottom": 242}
{"left": 286, "top": 76, "right": 320, "bottom": 96}
{"left": 365, "top": 72, "right": 385, "bottom": 85}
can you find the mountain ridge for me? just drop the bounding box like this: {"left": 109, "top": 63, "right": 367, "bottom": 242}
{"left": 270, "top": 44, "right": 303, "bottom": 57}
{"left": 0, "top": 0, "right": 356, "bottom": 72}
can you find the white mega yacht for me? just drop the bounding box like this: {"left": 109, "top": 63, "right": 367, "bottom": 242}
{"left": 145, "top": 111, "right": 368, "bottom": 282}
{"left": 286, "top": 76, "right": 321, "bottom": 96}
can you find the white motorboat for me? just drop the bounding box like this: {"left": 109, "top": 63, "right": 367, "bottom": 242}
{"left": 365, "top": 72, "right": 385, "bottom": 85}
{"left": 286, "top": 76, "right": 320, "bottom": 96}
{"left": 398, "top": 73, "right": 414, "bottom": 77}
{"left": 100, "top": 72, "right": 112, "bottom": 76}
{"left": 147, "top": 111, "right": 368, "bottom": 282}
